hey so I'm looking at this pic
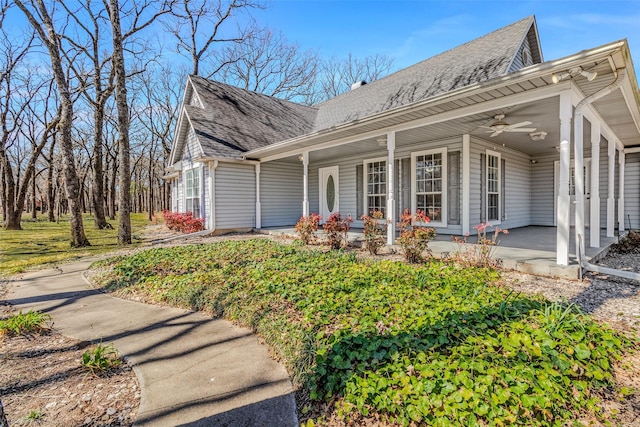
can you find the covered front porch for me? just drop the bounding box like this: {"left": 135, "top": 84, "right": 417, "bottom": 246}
{"left": 258, "top": 225, "right": 622, "bottom": 279}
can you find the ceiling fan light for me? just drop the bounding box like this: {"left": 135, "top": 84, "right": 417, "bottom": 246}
{"left": 490, "top": 120, "right": 509, "bottom": 131}
{"left": 551, "top": 73, "right": 560, "bottom": 84}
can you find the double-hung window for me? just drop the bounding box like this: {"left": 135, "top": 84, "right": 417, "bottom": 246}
{"left": 185, "top": 167, "right": 201, "bottom": 217}
{"left": 485, "top": 150, "right": 501, "bottom": 223}
{"left": 364, "top": 159, "right": 387, "bottom": 216}
{"left": 412, "top": 148, "right": 447, "bottom": 225}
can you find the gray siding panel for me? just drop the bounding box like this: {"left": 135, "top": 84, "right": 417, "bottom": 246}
{"left": 531, "top": 153, "right": 557, "bottom": 226}
{"left": 215, "top": 163, "right": 256, "bottom": 229}
{"left": 625, "top": 153, "right": 640, "bottom": 230}
{"left": 261, "top": 161, "right": 303, "bottom": 227}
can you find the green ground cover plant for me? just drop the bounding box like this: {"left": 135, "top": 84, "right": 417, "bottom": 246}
{"left": 0, "top": 213, "right": 150, "bottom": 277}
{"left": 93, "top": 239, "right": 634, "bottom": 426}
{"left": 81, "top": 342, "right": 122, "bottom": 375}
{"left": 0, "top": 310, "right": 51, "bottom": 336}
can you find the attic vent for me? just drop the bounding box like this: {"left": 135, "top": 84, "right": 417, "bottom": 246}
{"left": 351, "top": 80, "right": 367, "bottom": 90}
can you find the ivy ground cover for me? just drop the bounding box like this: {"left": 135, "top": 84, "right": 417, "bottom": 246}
{"left": 93, "top": 239, "right": 633, "bottom": 426}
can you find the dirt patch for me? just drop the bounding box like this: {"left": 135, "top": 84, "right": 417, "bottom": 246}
{"left": 0, "top": 327, "right": 139, "bottom": 426}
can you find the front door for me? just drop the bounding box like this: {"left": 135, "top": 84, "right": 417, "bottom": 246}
{"left": 554, "top": 159, "right": 591, "bottom": 227}
{"left": 319, "top": 166, "right": 339, "bottom": 222}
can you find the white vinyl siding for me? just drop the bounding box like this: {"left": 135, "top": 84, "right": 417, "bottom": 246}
{"left": 364, "top": 158, "right": 387, "bottom": 216}
{"left": 183, "top": 127, "right": 203, "bottom": 161}
{"left": 261, "top": 160, "right": 303, "bottom": 227}
{"left": 412, "top": 148, "right": 447, "bottom": 225}
{"left": 215, "top": 162, "right": 256, "bottom": 229}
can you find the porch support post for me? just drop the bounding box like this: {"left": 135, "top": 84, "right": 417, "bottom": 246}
{"left": 574, "top": 110, "right": 585, "bottom": 260}
{"left": 386, "top": 131, "right": 396, "bottom": 245}
{"left": 618, "top": 149, "right": 625, "bottom": 232}
{"left": 255, "top": 163, "right": 261, "bottom": 229}
{"left": 607, "top": 139, "right": 616, "bottom": 237}
{"left": 556, "top": 91, "right": 572, "bottom": 266}
{"left": 462, "top": 134, "right": 470, "bottom": 235}
{"left": 589, "top": 121, "right": 601, "bottom": 247}
{"left": 302, "top": 151, "right": 309, "bottom": 217}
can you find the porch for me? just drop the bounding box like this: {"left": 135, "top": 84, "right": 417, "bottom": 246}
{"left": 257, "top": 225, "right": 621, "bottom": 279}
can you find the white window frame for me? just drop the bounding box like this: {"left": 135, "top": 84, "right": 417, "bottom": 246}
{"left": 363, "top": 157, "right": 387, "bottom": 217}
{"left": 184, "top": 166, "right": 201, "bottom": 218}
{"left": 411, "top": 147, "right": 447, "bottom": 227}
{"left": 485, "top": 149, "right": 501, "bottom": 225}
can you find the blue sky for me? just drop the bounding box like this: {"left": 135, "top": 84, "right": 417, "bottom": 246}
{"left": 256, "top": 0, "right": 640, "bottom": 70}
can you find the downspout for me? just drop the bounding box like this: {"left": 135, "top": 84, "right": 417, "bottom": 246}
{"left": 210, "top": 160, "right": 218, "bottom": 232}
{"left": 574, "top": 67, "right": 640, "bottom": 282}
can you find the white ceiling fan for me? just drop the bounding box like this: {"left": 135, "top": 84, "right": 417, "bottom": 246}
{"left": 480, "top": 114, "right": 537, "bottom": 137}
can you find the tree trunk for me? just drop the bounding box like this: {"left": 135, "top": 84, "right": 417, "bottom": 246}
{"left": 110, "top": 1, "right": 131, "bottom": 245}
{"left": 15, "top": 0, "right": 90, "bottom": 247}
{"left": 2, "top": 155, "right": 21, "bottom": 230}
{"left": 31, "top": 171, "right": 37, "bottom": 219}
{"left": 92, "top": 107, "right": 109, "bottom": 228}
{"left": 108, "top": 160, "right": 117, "bottom": 220}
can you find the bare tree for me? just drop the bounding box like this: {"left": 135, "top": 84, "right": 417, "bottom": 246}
{"left": 315, "top": 53, "right": 395, "bottom": 103}
{"left": 61, "top": 0, "right": 115, "bottom": 229}
{"left": 14, "top": 0, "right": 91, "bottom": 246}
{"left": 215, "top": 29, "right": 318, "bottom": 102}
{"left": 169, "top": 0, "right": 261, "bottom": 77}
{"left": 105, "top": 0, "right": 171, "bottom": 245}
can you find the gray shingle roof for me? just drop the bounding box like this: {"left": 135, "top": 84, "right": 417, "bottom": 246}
{"left": 312, "top": 16, "right": 536, "bottom": 131}
{"left": 186, "top": 75, "right": 317, "bottom": 158}
{"left": 183, "top": 16, "right": 536, "bottom": 159}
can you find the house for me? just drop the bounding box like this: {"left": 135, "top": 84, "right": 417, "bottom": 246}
{"left": 166, "top": 16, "right": 640, "bottom": 267}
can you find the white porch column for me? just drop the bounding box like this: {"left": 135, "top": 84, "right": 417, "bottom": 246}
{"left": 302, "top": 151, "right": 309, "bottom": 217}
{"left": 574, "top": 111, "right": 586, "bottom": 259}
{"left": 607, "top": 139, "right": 616, "bottom": 237}
{"left": 589, "top": 121, "right": 601, "bottom": 247}
{"left": 255, "top": 163, "right": 261, "bottom": 229}
{"left": 386, "top": 131, "right": 396, "bottom": 245}
{"left": 556, "top": 91, "right": 572, "bottom": 266}
{"left": 462, "top": 134, "right": 470, "bottom": 235}
{"left": 618, "top": 149, "right": 625, "bottom": 232}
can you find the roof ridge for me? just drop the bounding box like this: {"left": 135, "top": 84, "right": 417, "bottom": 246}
{"left": 316, "top": 16, "right": 535, "bottom": 108}
{"left": 188, "top": 74, "right": 318, "bottom": 112}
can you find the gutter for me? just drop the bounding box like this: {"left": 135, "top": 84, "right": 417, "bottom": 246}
{"left": 574, "top": 67, "right": 640, "bottom": 282}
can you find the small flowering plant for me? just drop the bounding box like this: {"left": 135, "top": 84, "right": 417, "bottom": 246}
{"left": 295, "top": 213, "right": 322, "bottom": 244}
{"left": 323, "top": 212, "right": 353, "bottom": 249}
{"left": 361, "top": 210, "right": 387, "bottom": 255}
{"left": 451, "top": 222, "right": 508, "bottom": 268}
{"left": 397, "top": 209, "right": 436, "bottom": 263}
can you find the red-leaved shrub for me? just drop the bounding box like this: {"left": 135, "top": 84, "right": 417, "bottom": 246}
{"left": 162, "top": 210, "right": 205, "bottom": 234}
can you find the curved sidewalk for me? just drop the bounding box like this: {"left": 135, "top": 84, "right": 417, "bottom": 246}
{"left": 4, "top": 260, "right": 298, "bottom": 426}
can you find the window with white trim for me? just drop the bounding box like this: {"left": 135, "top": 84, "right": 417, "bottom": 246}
{"left": 365, "top": 159, "right": 386, "bottom": 216}
{"left": 185, "top": 167, "right": 201, "bottom": 217}
{"left": 486, "top": 151, "right": 501, "bottom": 222}
{"left": 412, "top": 148, "right": 447, "bottom": 224}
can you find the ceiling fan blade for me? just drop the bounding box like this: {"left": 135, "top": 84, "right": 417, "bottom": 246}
{"left": 489, "top": 131, "right": 502, "bottom": 137}
{"left": 479, "top": 125, "right": 495, "bottom": 130}
{"left": 506, "top": 121, "right": 532, "bottom": 130}
{"left": 508, "top": 127, "right": 537, "bottom": 133}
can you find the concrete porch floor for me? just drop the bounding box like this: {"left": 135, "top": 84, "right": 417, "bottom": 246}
{"left": 257, "top": 225, "right": 622, "bottom": 279}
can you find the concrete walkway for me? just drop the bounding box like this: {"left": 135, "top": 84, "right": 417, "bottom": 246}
{"left": 4, "top": 260, "right": 298, "bottom": 426}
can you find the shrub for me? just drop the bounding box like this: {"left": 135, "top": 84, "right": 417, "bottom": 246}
{"left": 451, "top": 221, "right": 509, "bottom": 268}
{"left": 0, "top": 310, "right": 51, "bottom": 336}
{"left": 294, "top": 213, "right": 321, "bottom": 244}
{"left": 322, "top": 212, "right": 353, "bottom": 249}
{"left": 162, "top": 210, "right": 205, "bottom": 234}
{"left": 397, "top": 209, "right": 436, "bottom": 262}
{"left": 361, "top": 210, "right": 387, "bottom": 255}
{"left": 81, "top": 342, "right": 122, "bottom": 375}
